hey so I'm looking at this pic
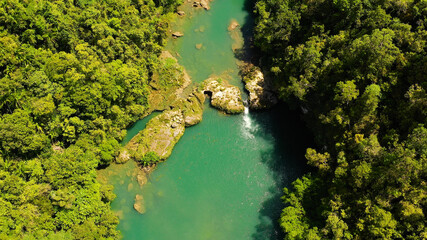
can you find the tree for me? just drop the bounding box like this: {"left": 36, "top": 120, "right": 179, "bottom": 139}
{"left": 0, "top": 110, "right": 49, "bottom": 157}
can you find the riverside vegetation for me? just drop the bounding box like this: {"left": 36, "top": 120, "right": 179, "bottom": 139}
{"left": 0, "top": 0, "right": 184, "bottom": 239}
{"left": 254, "top": 0, "right": 427, "bottom": 239}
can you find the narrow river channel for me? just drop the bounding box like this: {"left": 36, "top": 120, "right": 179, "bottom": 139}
{"left": 102, "top": 0, "right": 311, "bottom": 239}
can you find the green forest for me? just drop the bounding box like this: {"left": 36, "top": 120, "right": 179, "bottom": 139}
{"left": 1, "top": 0, "right": 426, "bottom": 239}
{"left": 0, "top": 0, "right": 181, "bottom": 239}
{"left": 254, "top": 0, "right": 426, "bottom": 239}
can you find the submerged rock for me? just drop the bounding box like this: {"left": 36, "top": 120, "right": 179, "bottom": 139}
{"left": 202, "top": 78, "right": 245, "bottom": 114}
{"left": 227, "top": 19, "right": 243, "bottom": 51}
{"left": 133, "top": 194, "right": 146, "bottom": 214}
{"left": 228, "top": 19, "right": 240, "bottom": 31}
{"left": 241, "top": 64, "right": 278, "bottom": 110}
{"left": 195, "top": 43, "right": 203, "bottom": 49}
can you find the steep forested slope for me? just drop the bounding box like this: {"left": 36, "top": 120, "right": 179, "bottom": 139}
{"left": 254, "top": 0, "right": 426, "bottom": 239}
{"left": 0, "top": 0, "right": 181, "bottom": 239}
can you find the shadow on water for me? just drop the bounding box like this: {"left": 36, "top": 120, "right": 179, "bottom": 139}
{"left": 233, "top": 0, "right": 260, "bottom": 65}
{"left": 231, "top": 0, "right": 314, "bottom": 238}
{"left": 249, "top": 103, "right": 314, "bottom": 240}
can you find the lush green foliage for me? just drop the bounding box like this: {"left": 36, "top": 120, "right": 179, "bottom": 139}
{"left": 0, "top": 0, "right": 181, "bottom": 238}
{"left": 140, "top": 151, "right": 161, "bottom": 166}
{"left": 254, "top": 0, "right": 427, "bottom": 239}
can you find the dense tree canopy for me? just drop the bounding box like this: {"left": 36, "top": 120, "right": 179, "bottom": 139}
{"left": 0, "top": 0, "right": 181, "bottom": 238}
{"left": 254, "top": 0, "right": 427, "bottom": 239}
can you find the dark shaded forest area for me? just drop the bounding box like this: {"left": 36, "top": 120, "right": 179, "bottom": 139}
{"left": 254, "top": 0, "right": 426, "bottom": 239}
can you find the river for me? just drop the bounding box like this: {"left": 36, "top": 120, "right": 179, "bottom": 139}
{"left": 102, "top": 0, "right": 310, "bottom": 239}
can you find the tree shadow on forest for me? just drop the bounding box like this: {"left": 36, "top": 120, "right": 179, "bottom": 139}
{"left": 248, "top": 103, "right": 314, "bottom": 240}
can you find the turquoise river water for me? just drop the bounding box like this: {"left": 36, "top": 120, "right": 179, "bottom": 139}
{"left": 102, "top": 0, "right": 311, "bottom": 239}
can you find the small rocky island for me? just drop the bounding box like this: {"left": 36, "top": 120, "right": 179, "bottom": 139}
{"left": 241, "top": 64, "right": 278, "bottom": 110}
{"left": 201, "top": 78, "right": 245, "bottom": 114}
{"left": 181, "top": 90, "right": 205, "bottom": 126}
{"left": 116, "top": 77, "right": 245, "bottom": 166}
{"left": 117, "top": 110, "right": 186, "bottom": 164}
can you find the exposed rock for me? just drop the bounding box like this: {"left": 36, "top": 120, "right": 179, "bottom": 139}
{"left": 177, "top": 10, "right": 185, "bottom": 16}
{"left": 193, "top": 0, "right": 210, "bottom": 10}
{"left": 133, "top": 194, "right": 146, "bottom": 214}
{"left": 242, "top": 64, "right": 278, "bottom": 110}
{"left": 172, "top": 31, "right": 184, "bottom": 38}
{"left": 181, "top": 90, "right": 205, "bottom": 126}
{"left": 116, "top": 149, "right": 131, "bottom": 163}
{"left": 200, "top": 0, "right": 210, "bottom": 10}
{"left": 228, "top": 19, "right": 240, "bottom": 31}
{"left": 227, "top": 19, "right": 243, "bottom": 51}
{"left": 115, "top": 210, "right": 124, "bottom": 220}
{"left": 123, "top": 110, "right": 185, "bottom": 162}
{"left": 148, "top": 51, "right": 192, "bottom": 112}
{"left": 202, "top": 78, "right": 245, "bottom": 114}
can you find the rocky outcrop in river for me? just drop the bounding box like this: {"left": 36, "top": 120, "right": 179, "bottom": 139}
{"left": 116, "top": 110, "right": 185, "bottom": 163}
{"left": 202, "top": 78, "right": 245, "bottom": 114}
{"left": 181, "top": 90, "right": 205, "bottom": 126}
{"left": 116, "top": 75, "right": 246, "bottom": 165}
{"left": 193, "top": 0, "right": 211, "bottom": 10}
{"left": 241, "top": 64, "right": 278, "bottom": 110}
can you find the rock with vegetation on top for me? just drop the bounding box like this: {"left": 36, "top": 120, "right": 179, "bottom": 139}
{"left": 200, "top": 0, "right": 210, "bottom": 10}
{"left": 117, "top": 110, "right": 185, "bottom": 164}
{"left": 148, "top": 51, "right": 191, "bottom": 112}
{"left": 136, "top": 169, "right": 148, "bottom": 186}
{"left": 202, "top": 78, "right": 245, "bottom": 114}
{"left": 181, "top": 90, "right": 205, "bottom": 126}
{"left": 242, "top": 65, "right": 278, "bottom": 110}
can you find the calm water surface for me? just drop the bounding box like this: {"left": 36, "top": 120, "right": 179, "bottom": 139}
{"left": 105, "top": 0, "right": 310, "bottom": 239}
